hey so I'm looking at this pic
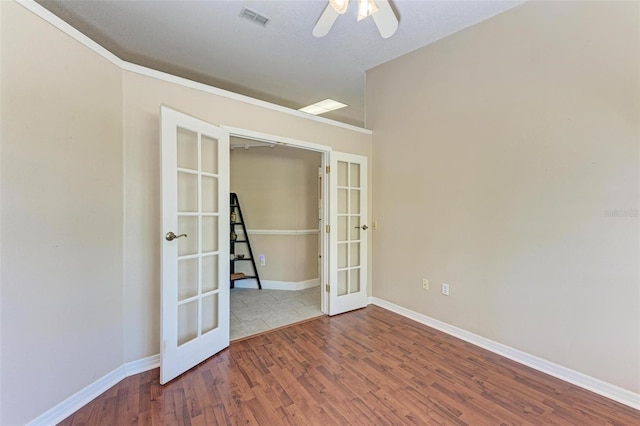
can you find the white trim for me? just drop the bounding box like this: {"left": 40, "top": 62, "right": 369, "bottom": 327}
{"left": 16, "top": 1, "right": 372, "bottom": 136}
{"left": 27, "top": 367, "right": 125, "bottom": 426}
{"left": 123, "top": 354, "right": 160, "bottom": 376}
{"left": 225, "top": 126, "right": 337, "bottom": 151}
{"left": 124, "top": 63, "right": 371, "bottom": 134}
{"left": 235, "top": 229, "right": 319, "bottom": 236}
{"left": 27, "top": 296, "right": 638, "bottom": 426}
{"left": 233, "top": 278, "right": 320, "bottom": 291}
{"left": 16, "top": 0, "right": 123, "bottom": 67}
{"left": 225, "top": 126, "right": 332, "bottom": 317}
{"left": 26, "top": 355, "right": 159, "bottom": 426}
{"left": 369, "top": 297, "right": 640, "bottom": 410}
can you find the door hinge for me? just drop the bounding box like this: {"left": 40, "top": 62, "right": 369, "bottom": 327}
{"left": 326, "top": 165, "right": 330, "bottom": 174}
{"left": 326, "top": 224, "right": 330, "bottom": 233}
{"left": 325, "top": 284, "right": 330, "bottom": 292}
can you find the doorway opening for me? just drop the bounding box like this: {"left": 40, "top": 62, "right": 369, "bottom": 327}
{"left": 226, "top": 132, "right": 329, "bottom": 340}
{"left": 161, "top": 109, "right": 367, "bottom": 383}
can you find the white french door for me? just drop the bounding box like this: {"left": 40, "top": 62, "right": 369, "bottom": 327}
{"left": 160, "top": 106, "right": 229, "bottom": 384}
{"left": 328, "top": 152, "right": 368, "bottom": 315}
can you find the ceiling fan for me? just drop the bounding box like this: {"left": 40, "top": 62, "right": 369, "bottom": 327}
{"left": 313, "top": 0, "right": 399, "bottom": 39}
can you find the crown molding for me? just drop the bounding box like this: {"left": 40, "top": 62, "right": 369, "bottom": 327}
{"left": 15, "top": 0, "right": 372, "bottom": 136}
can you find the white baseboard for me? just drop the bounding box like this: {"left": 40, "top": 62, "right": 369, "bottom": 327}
{"left": 233, "top": 278, "right": 320, "bottom": 291}
{"left": 123, "top": 354, "right": 160, "bottom": 376}
{"left": 31, "top": 295, "right": 638, "bottom": 425}
{"left": 27, "top": 278, "right": 323, "bottom": 425}
{"left": 27, "top": 354, "right": 160, "bottom": 426}
{"left": 369, "top": 297, "right": 640, "bottom": 410}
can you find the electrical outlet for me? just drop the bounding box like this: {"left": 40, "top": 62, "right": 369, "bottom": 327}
{"left": 259, "top": 254, "right": 266, "bottom": 266}
{"left": 373, "top": 220, "right": 378, "bottom": 230}
{"left": 442, "top": 283, "right": 450, "bottom": 296}
{"left": 422, "top": 279, "right": 429, "bottom": 290}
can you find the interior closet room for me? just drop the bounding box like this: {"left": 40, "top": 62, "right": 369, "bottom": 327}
{"left": 229, "top": 137, "right": 323, "bottom": 340}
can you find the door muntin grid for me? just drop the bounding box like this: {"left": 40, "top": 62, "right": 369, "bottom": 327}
{"left": 336, "top": 160, "right": 362, "bottom": 297}
{"left": 176, "top": 128, "right": 221, "bottom": 346}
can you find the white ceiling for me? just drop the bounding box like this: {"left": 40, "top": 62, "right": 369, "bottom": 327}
{"left": 37, "top": 0, "right": 524, "bottom": 127}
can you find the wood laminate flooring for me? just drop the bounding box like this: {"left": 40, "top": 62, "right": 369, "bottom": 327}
{"left": 60, "top": 306, "right": 639, "bottom": 425}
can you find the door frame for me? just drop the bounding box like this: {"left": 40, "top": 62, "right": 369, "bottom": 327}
{"left": 222, "top": 126, "right": 332, "bottom": 314}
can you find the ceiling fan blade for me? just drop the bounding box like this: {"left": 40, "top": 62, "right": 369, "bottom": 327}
{"left": 313, "top": 3, "right": 340, "bottom": 37}
{"left": 372, "top": 0, "right": 398, "bottom": 39}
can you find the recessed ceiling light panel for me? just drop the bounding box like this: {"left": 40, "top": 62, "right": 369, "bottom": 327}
{"left": 299, "top": 99, "right": 348, "bottom": 115}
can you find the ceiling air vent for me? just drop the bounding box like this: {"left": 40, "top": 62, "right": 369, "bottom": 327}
{"left": 239, "top": 7, "right": 271, "bottom": 27}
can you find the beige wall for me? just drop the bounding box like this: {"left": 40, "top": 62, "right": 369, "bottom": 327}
{"left": 232, "top": 234, "right": 319, "bottom": 283}
{"left": 230, "top": 144, "right": 321, "bottom": 283}
{"left": 1, "top": 2, "right": 124, "bottom": 424}
{"left": 0, "top": 1, "right": 372, "bottom": 423}
{"left": 367, "top": 1, "right": 639, "bottom": 393}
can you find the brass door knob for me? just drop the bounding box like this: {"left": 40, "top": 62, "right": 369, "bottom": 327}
{"left": 165, "top": 231, "right": 187, "bottom": 241}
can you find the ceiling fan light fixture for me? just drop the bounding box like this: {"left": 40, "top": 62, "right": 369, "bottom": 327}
{"left": 329, "top": 0, "right": 349, "bottom": 14}
{"left": 357, "top": 0, "right": 378, "bottom": 21}
{"left": 313, "top": 0, "right": 397, "bottom": 38}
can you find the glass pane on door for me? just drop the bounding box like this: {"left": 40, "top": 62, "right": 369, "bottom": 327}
{"left": 202, "top": 254, "right": 219, "bottom": 293}
{"left": 178, "top": 172, "right": 198, "bottom": 212}
{"left": 178, "top": 258, "right": 198, "bottom": 301}
{"left": 201, "top": 294, "right": 219, "bottom": 334}
{"left": 202, "top": 216, "right": 219, "bottom": 253}
{"left": 202, "top": 176, "right": 219, "bottom": 213}
{"left": 336, "top": 160, "right": 363, "bottom": 297}
{"left": 176, "top": 130, "right": 222, "bottom": 346}
{"left": 178, "top": 217, "right": 198, "bottom": 256}
{"left": 177, "top": 128, "right": 198, "bottom": 170}
{"left": 178, "top": 300, "right": 198, "bottom": 346}
{"left": 201, "top": 135, "right": 218, "bottom": 174}
{"left": 338, "top": 270, "right": 348, "bottom": 296}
